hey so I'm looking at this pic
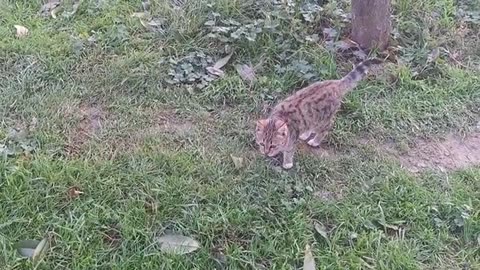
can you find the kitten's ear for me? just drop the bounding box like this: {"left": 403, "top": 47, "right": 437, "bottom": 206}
{"left": 275, "top": 120, "right": 289, "bottom": 137}
{"left": 256, "top": 119, "right": 268, "bottom": 131}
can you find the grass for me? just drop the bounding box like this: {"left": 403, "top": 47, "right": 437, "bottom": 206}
{"left": 1, "top": 0, "right": 479, "bottom": 269}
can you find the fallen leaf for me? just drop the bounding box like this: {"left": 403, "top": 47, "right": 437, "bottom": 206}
{"left": 0, "top": 144, "right": 14, "bottom": 157}
{"left": 314, "top": 222, "right": 329, "bottom": 241}
{"left": 426, "top": 48, "right": 440, "bottom": 63}
{"left": 378, "top": 220, "right": 400, "bottom": 231}
{"left": 155, "top": 234, "right": 200, "bottom": 254}
{"left": 353, "top": 49, "right": 368, "bottom": 60}
{"left": 235, "top": 64, "right": 256, "bottom": 82}
{"left": 335, "top": 38, "right": 358, "bottom": 51}
{"left": 40, "top": 0, "right": 61, "bottom": 16}
{"left": 144, "top": 200, "right": 158, "bottom": 214}
{"left": 8, "top": 128, "right": 27, "bottom": 142}
{"left": 14, "top": 25, "right": 29, "bottom": 38}
{"left": 63, "top": 0, "right": 81, "bottom": 17}
{"left": 16, "top": 237, "right": 49, "bottom": 262}
{"left": 305, "top": 34, "right": 320, "bottom": 43}
{"left": 322, "top": 27, "right": 337, "bottom": 40}
{"left": 230, "top": 155, "right": 244, "bottom": 169}
{"left": 303, "top": 244, "right": 316, "bottom": 270}
{"left": 205, "top": 52, "right": 233, "bottom": 77}
{"left": 50, "top": 6, "right": 63, "bottom": 18}
{"left": 67, "top": 186, "right": 84, "bottom": 198}
{"left": 131, "top": 12, "right": 147, "bottom": 18}
{"left": 32, "top": 238, "right": 49, "bottom": 262}
{"left": 17, "top": 240, "right": 39, "bottom": 258}
{"left": 140, "top": 18, "right": 165, "bottom": 33}
{"left": 142, "top": 0, "right": 151, "bottom": 11}
{"left": 28, "top": 116, "right": 38, "bottom": 132}
{"left": 204, "top": 20, "right": 216, "bottom": 26}
{"left": 213, "top": 52, "right": 233, "bottom": 70}
{"left": 206, "top": 66, "right": 225, "bottom": 77}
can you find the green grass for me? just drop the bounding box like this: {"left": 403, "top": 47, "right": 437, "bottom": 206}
{"left": 1, "top": 0, "right": 480, "bottom": 269}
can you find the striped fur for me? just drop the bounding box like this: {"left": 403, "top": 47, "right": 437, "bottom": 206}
{"left": 255, "top": 58, "right": 382, "bottom": 169}
{"left": 340, "top": 58, "right": 383, "bottom": 91}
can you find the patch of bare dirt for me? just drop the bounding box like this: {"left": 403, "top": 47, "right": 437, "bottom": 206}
{"left": 387, "top": 133, "right": 480, "bottom": 173}
{"left": 128, "top": 107, "right": 198, "bottom": 141}
{"left": 303, "top": 131, "right": 480, "bottom": 173}
{"left": 66, "top": 104, "right": 105, "bottom": 156}
{"left": 298, "top": 143, "right": 337, "bottom": 158}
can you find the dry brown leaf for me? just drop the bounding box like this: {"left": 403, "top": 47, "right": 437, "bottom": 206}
{"left": 230, "top": 155, "right": 244, "bottom": 169}
{"left": 205, "top": 52, "right": 233, "bottom": 78}
{"left": 131, "top": 12, "right": 148, "bottom": 18}
{"left": 155, "top": 235, "right": 200, "bottom": 254}
{"left": 14, "top": 25, "right": 29, "bottom": 38}
{"left": 67, "top": 186, "right": 84, "bottom": 198}
{"left": 206, "top": 66, "right": 225, "bottom": 77}
{"left": 426, "top": 48, "right": 440, "bottom": 63}
{"left": 40, "top": 0, "right": 61, "bottom": 16}
{"left": 213, "top": 52, "right": 233, "bottom": 70}
{"left": 314, "top": 222, "right": 329, "bottom": 241}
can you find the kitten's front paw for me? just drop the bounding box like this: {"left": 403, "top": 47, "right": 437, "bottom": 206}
{"left": 282, "top": 162, "right": 293, "bottom": 169}
{"left": 307, "top": 139, "right": 321, "bottom": 147}
{"left": 299, "top": 132, "right": 312, "bottom": 141}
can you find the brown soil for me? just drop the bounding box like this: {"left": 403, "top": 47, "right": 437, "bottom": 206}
{"left": 385, "top": 132, "right": 480, "bottom": 173}
{"left": 305, "top": 131, "right": 480, "bottom": 173}
{"left": 66, "top": 104, "right": 105, "bottom": 157}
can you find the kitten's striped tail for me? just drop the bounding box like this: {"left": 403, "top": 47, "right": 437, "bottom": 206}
{"left": 340, "top": 58, "right": 382, "bottom": 91}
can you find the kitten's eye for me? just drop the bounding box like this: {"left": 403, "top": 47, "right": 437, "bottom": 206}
{"left": 259, "top": 143, "right": 265, "bottom": 146}
{"left": 269, "top": 145, "right": 275, "bottom": 150}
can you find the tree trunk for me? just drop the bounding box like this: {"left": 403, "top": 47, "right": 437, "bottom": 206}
{"left": 351, "top": 0, "right": 391, "bottom": 50}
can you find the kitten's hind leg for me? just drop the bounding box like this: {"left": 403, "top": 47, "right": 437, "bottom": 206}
{"left": 307, "top": 124, "right": 332, "bottom": 147}
{"left": 299, "top": 130, "right": 313, "bottom": 141}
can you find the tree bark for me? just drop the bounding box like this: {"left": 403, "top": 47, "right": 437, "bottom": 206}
{"left": 351, "top": 0, "right": 391, "bottom": 50}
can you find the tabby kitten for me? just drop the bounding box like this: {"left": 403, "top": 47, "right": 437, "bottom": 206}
{"left": 255, "top": 59, "right": 381, "bottom": 169}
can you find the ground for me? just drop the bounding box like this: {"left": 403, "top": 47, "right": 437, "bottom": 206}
{"left": 1, "top": 0, "right": 479, "bottom": 269}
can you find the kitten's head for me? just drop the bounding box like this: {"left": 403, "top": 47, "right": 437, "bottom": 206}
{"left": 255, "top": 118, "right": 289, "bottom": 157}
